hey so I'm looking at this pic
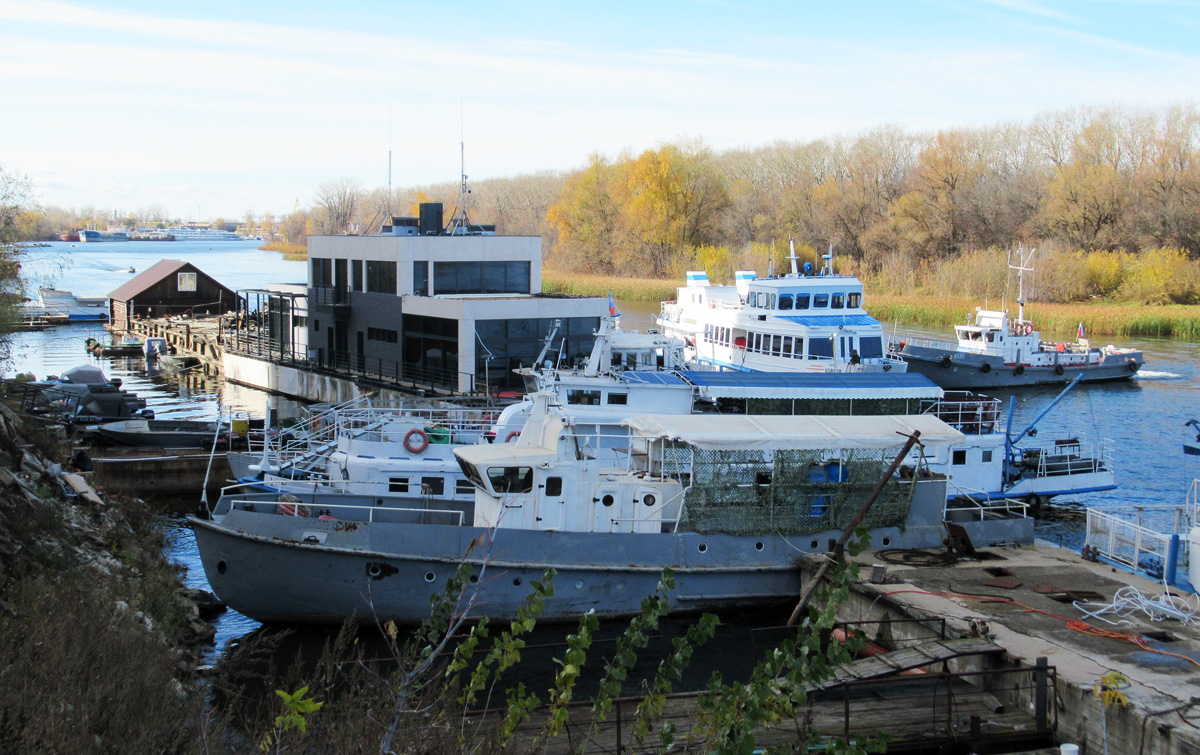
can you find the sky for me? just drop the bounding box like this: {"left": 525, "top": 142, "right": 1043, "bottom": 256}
{"left": 1, "top": 0, "right": 1198, "bottom": 221}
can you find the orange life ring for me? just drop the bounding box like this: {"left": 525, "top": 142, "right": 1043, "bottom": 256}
{"left": 505, "top": 430, "right": 521, "bottom": 443}
{"left": 403, "top": 427, "right": 430, "bottom": 454}
{"left": 277, "top": 502, "right": 310, "bottom": 517}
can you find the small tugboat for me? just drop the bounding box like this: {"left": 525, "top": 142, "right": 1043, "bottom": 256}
{"left": 890, "top": 248, "right": 1144, "bottom": 389}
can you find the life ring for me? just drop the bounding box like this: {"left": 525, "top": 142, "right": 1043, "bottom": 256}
{"left": 980, "top": 362, "right": 992, "bottom": 373}
{"left": 277, "top": 502, "right": 310, "bottom": 517}
{"left": 403, "top": 427, "right": 430, "bottom": 454}
{"left": 1014, "top": 364, "right": 1025, "bottom": 376}
{"left": 1054, "top": 365, "right": 1065, "bottom": 376}
{"left": 1127, "top": 360, "right": 1139, "bottom": 373}
{"left": 505, "top": 430, "right": 521, "bottom": 442}
{"left": 940, "top": 355, "right": 952, "bottom": 369}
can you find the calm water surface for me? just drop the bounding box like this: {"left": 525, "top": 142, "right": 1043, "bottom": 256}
{"left": 5, "top": 249, "right": 1199, "bottom": 658}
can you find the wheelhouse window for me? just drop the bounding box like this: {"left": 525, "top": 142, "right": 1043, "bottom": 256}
{"left": 795, "top": 294, "right": 810, "bottom": 310}
{"left": 831, "top": 293, "right": 845, "bottom": 309}
{"left": 177, "top": 272, "right": 197, "bottom": 292}
{"left": 813, "top": 293, "right": 829, "bottom": 308}
{"left": 778, "top": 294, "right": 793, "bottom": 310}
{"left": 848, "top": 292, "right": 862, "bottom": 308}
{"left": 487, "top": 466, "right": 533, "bottom": 494}
{"left": 567, "top": 390, "right": 601, "bottom": 406}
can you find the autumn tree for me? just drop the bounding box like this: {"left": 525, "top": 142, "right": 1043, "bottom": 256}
{"left": 314, "top": 178, "right": 364, "bottom": 235}
{"left": 545, "top": 154, "right": 621, "bottom": 273}
{"left": 1, "top": 163, "right": 36, "bottom": 341}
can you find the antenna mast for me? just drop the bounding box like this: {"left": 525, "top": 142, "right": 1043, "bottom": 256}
{"left": 1010, "top": 246, "right": 1035, "bottom": 324}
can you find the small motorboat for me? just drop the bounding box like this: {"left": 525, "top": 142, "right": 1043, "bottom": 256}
{"left": 86, "top": 337, "right": 144, "bottom": 357}
{"left": 91, "top": 418, "right": 227, "bottom": 449}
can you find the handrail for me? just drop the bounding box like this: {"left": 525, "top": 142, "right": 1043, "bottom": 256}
{"left": 228, "top": 496, "right": 465, "bottom": 526}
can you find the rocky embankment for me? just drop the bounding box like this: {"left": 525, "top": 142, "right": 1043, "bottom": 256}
{"left": 0, "top": 399, "right": 225, "bottom": 751}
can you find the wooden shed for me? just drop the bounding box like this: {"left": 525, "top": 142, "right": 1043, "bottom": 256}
{"left": 107, "top": 259, "right": 240, "bottom": 330}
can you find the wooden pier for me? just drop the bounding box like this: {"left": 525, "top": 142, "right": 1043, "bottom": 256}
{"left": 119, "top": 315, "right": 230, "bottom": 376}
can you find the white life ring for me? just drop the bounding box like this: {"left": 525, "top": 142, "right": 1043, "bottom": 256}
{"left": 403, "top": 427, "right": 430, "bottom": 454}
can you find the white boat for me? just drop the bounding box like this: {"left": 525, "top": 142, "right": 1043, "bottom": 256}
{"left": 191, "top": 398, "right": 1002, "bottom": 625}
{"left": 493, "top": 319, "right": 1114, "bottom": 509}
{"left": 22, "top": 288, "right": 109, "bottom": 322}
{"left": 891, "top": 249, "right": 1144, "bottom": 388}
{"left": 658, "top": 244, "right": 907, "bottom": 375}
{"left": 165, "top": 225, "right": 243, "bottom": 241}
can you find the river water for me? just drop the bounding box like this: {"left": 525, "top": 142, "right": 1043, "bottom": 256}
{"left": 5, "top": 242, "right": 1199, "bottom": 658}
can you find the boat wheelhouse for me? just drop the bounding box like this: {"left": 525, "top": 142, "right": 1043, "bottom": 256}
{"left": 659, "top": 246, "right": 906, "bottom": 375}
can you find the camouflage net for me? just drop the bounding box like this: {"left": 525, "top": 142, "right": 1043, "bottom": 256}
{"left": 675, "top": 446, "right": 915, "bottom": 536}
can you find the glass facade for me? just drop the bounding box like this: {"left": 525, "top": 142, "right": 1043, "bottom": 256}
{"left": 434, "top": 261, "right": 530, "bottom": 295}
{"left": 475, "top": 316, "right": 599, "bottom": 392}
{"left": 402, "top": 314, "right": 459, "bottom": 385}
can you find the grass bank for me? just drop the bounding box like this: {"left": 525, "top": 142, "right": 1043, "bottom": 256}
{"left": 542, "top": 270, "right": 677, "bottom": 301}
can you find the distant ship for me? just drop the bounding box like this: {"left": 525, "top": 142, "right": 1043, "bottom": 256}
{"left": 166, "top": 225, "right": 242, "bottom": 241}
{"left": 78, "top": 228, "right": 131, "bottom": 243}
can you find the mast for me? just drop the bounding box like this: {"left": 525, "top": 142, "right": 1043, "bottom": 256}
{"left": 1011, "top": 246, "right": 1035, "bottom": 325}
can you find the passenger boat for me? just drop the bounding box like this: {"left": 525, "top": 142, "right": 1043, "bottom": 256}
{"left": 191, "top": 398, "right": 1008, "bottom": 625}
{"left": 22, "top": 288, "right": 109, "bottom": 322}
{"left": 496, "top": 318, "right": 1114, "bottom": 508}
{"left": 92, "top": 418, "right": 227, "bottom": 448}
{"left": 78, "top": 228, "right": 131, "bottom": 242}
{"left": 658, "top": 244, "right": 906, "bottom": 375}
{"left": 890, "top": 249, "right": 1144, "bottom": 389}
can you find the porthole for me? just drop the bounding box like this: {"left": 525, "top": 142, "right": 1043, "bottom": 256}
{"left": 424, "top": 571, "right": 436, "bottom": 582}
{"left": 643, "top": 494, "right": 656, "bottom": 507}
{"left": 697, "top": 543, "right": 708, "bottom": 553}
{"left": 881, "top": 537, "right": 891, "bottom": 547}
{"left": 367, "top": 564, "right": 382, "bottom": 578}
{"left": 755, "top": 541, "right": 764, "bottom": 551}
{"left": 217, "top": 560, "right": 227, "bottom": 575}
{"left": 574, "top": 580, "right": 584, "bottom": 590}
{"left": 513, "top": 577, "right": 523, "bottom": 586}
{"left": 810, "top": 540, "right": 819, "bottom": 549}
{"left": 469, "top": 574, "right": 479, "bottom": 583}
{"left": 602, "top": 494, "right": 615, "bottom": 507}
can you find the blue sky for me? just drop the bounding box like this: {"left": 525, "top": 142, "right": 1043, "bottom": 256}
{"left": 2, "top": 0, "right": 1197, "bottom": 220}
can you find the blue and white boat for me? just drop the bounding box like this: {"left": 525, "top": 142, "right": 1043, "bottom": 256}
{"left": 77, "top": 228, "right": 130, "bottom": 243}
{"left": 22, "top": 287, "right": 109, "bottom": 322}
{"left": 658, "top": 244, "right": 906, "bottom": 375}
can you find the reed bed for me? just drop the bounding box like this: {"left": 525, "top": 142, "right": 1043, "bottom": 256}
{"left": 542, "top": 270, "right": 678, "bottom": 301}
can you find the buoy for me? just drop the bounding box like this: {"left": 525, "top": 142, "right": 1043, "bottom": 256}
{"left": 505, "top": 430, "right": 521, "bottom": 443}
{"left": 403, "top": 427, "right": 430, "bottom": 454}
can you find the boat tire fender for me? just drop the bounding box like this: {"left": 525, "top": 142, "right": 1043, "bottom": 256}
{"left": 403, "top": 427, "right": 430, "bottom": 454}
{"left": 1014, "top": 364, "right": 1025, "bottom": 376}
{"left": 1128, "top": 360, "right": 1139, "bottom": 373}
{"left": 505, "top": 430, "right": 521, "bottom": 443}
{"left": 1054, "top": 364, "right": 1065, "bottom": 376}
{"left": 980, "top": 362, "right": 991, "bottom": 374}
{"left": 940, "top": 355, "right": 952, "bottom": 369}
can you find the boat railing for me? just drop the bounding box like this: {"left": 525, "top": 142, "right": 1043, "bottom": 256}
{"left": 945, "top": 486, "right": 1030, "bottom": 520}
{"left": 1017, "top": 437, "right": 1112, "bottom": 478}
{"left": 921, "top": 397, "right": 1003, "bottom": 434}
{"left": 1084, "top": 507, "right": 1188, "bottom": 576}
{"left": 227, "top": 495, "right": 466, "bottom": 526}
{"left": 890, "top": 335, "right": 959, "bottom": 352}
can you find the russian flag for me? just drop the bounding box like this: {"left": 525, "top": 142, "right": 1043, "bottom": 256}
{"left": 1078, "top": 322, "right": 1085, "bottom": 339}
{"left": 608, "top": 291, "right": 618, "bottom": 318}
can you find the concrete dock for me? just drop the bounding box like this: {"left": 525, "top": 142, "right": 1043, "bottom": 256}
{"left": 831, "top": 542, "right": 1200, "bottom": 754}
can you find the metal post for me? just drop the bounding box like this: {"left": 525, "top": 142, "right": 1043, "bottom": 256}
{"left": 615, "top": 699, "right": 622, "bottom": 755}
{"left": 1034, "top": 656, "right": 1048, "bottom": 732}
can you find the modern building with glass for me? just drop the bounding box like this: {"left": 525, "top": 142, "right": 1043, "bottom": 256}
{"left": 304, "top": 205, "right": 606, "bottom": 394}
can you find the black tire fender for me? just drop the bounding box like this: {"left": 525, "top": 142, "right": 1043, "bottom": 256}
{"left": 1014, "top": 365, "right": 1025, "bottom": 376}
{"left": 940, "top": 355, "right": 952, "bottom": 369}
{"left": 980, "top": 362, "right": 992, "bottom": 374}
{"left": 1128, "top": 360, "right": 1139, "bottom": 373}
{"left": 1054, "top": 364, "right": 1065, "bottom": 376}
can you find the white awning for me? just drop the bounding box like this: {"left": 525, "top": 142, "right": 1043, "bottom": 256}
{"left": 621, "top": 414, "right": 963, "bottom": 452}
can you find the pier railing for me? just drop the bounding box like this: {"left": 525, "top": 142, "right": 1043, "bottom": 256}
{"left": 1084, "top": 506, "right": 1188, "bottom": 581}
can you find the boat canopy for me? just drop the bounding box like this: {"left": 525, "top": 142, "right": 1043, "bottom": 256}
{"left": 621, "top": 414, "right": 963, "bottom": 452}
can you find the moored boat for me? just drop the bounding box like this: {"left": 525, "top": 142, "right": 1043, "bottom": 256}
{"left": 890, "top": 249, "right": 1144, "bottom": 389}
{"left": 190, "top": 399, "right": 994, "bottom": 625}
{"left": 23, "top": 287, "right": 109, "bottom": 322}
{"left": 658, "top": 243, "right": 907, "bottom": 375}
{"left": 91, "top": 418, "right": 228, "bottom": 448}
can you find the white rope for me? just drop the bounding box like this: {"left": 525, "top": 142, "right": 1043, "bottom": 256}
{"left": 1074, "top": 584, "right": 1199, "bottom": 627}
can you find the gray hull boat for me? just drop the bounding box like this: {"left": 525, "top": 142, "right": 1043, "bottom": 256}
{"left": 190, "top": 403, "right": 1032, "bottom": 625}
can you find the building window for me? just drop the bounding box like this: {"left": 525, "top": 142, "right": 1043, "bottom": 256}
{"left": 367, "top": 327, "right": 398, "bottom": 343}
{"left": 293, "top": 316, "right": 308, "bottom": 327}
{"left": 413, "top": 261, "right": 428, "bottom": 296}
{"left": 312, "top": 258, "right": 332, "bottom": 287}
{"left": 474, "top": 316, "right": 599, "bottom": 393}
{"left": 351, "top": 260, "right": 363, "bottom": 292}
{"left": 366, "top": 260, "right": 397, "bottom": 294}
{"left": 433, "top": 261, "right": 530, "bottom": 295}
{"left": 177, "top": 272, "right": 197, "bottom": 292}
